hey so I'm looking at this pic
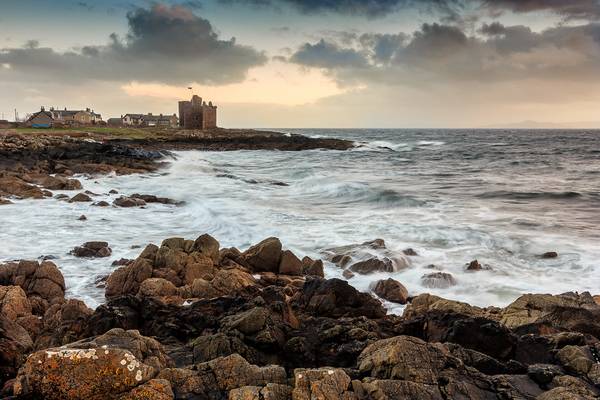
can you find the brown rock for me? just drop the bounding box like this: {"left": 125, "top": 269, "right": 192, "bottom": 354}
{"left": 541, "top": 251, "right": 559, "bottom": 259}
{"left": 211, "top": 269, "right": 257, "bottom": 295}
{"left": 301, "top": 257, "right": 324, "bottom": 277}
{"left": 0, "top": 286, "right": 32, "bottom": 320}
{"left": 279, "top": 250, "right": 303, "bottom": 276}
{"left": 118, "top": 379, "right": 173, "bottom": 400}
{"left": 292, "top": 368, "right": 355, "bottom": 400}
{"left": 243, "top": 237, "right": 282, "bottom": 273}
{"left": 594, "top": 295, "right": 600, "bottom": 306}
{"left": 371, "top": 278, "right": 409, "bottom": 304}
{"left": 0, "top": 315, "right": 33, "bottom": 385}
{"left": 0, "top": 176, "right": 49, "bottom": 199}
{"left": 466, "top": 259, "right": 482, "bottom": 271}
{"left": 93, "top": 201, "right": 110, "bottom": 207}
{"left": 138, "top": 278, "right": 179, "bottom": 298}
{"left": 14, "top": 328, "right": 170, "bottom": 400}
{"left": 403, "top": 293, "right": 483, "bottom": 319}
{"left": 403, "top": 248, "right": 418, "bottom": 256}
{"left": 105, "top": 258, "right": 153, "bottom": 299}
{"left": 342, "top": 270, "right": 355, "bottom": 279}
{"left": 40, "top": 176, "right": 82, "bottom": 191}
{"left": 71, "top": 242, "right": 112, "bottom": 258}
{"left": 348, "top": 258, "right": 394, "bottom": 274}
{"left": 69, "top": 192, "right": 92, "bottom": 202}
{"left": 114, "top": 196, "right": 146, "bottom": 207}
{"left": 193, "top": 234, "right": 221, "bottom": 264}
{"left": 421, "top": 272, "right": 457, "bottom": 289}
{"left": 78, "top": 214, "right": 87, "bottom": 221}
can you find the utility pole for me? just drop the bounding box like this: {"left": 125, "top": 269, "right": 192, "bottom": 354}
{"left": 14, "top": 109, "right": 17, "bottom": 122}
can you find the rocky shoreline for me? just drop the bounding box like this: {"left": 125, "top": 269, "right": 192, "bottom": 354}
{"left": 0, "top": 233, "right": 600, "bottom": 399}
{"left": 1, "top": 129, "right": 600, "bottom": 399}
{"left": 0, "top": 128, "right": 354, "bottom": 205}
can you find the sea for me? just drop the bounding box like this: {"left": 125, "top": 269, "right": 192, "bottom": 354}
{"left": 1, "top": 129, "right": 599, "bottom": 311}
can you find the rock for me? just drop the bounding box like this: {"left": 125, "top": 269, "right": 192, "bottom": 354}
{"left": 112, "top": 258, "right": 133, "bottom": 267}
{"left": 294, "top": 278, "right": 386, "bottom": 319}
{"left": 71, "top": 241, "right": 112, "bottom": 258}
{"left": 0, "top": 176, "right": 49, "bottom": 199}
{"left": 34, "top": 299, "right": 94, "bottom": 349}
{"left": 230, "top": 384, "right": 292, "bottom": 400}
{"left": 292, "top": 368, "right": 355, "bottom": 400}
{"left": 93, "top": 201, "right": 110, "bottom": 207}
{"left": 421, "top": 272, "right": 457, "bottom": 289}
{"left": 14, "top": 328, "right": 171, "bottom": 400}
{"left": 556, "top": 345, "right": 600, "bottom": 385}
{"left": 193, "top": 234, "right": 220, "bottom": 264}
{"left": 158, "top": 354, "right": 286, "bottom": 398}
{"left": 301, "top": 257, "right": 324, "bottom": 277}
{"left": 527, "top": 364, "right": 564, "bottom": 386}
{"left": 403, "top": 248, "right": 418, "bottom": 256}
{"left": 39, "top": 176, "right": 82, "bottom": 191}
{"left": 0, "top": 198, "right": 13, "bottom": 205}
{"left": 223, "top": 307, "right": 270, "bottom": 335}
{"left": 342, "top": 270, "right": 355, "bottom": 279}
{"left": 243, "top": 237, "right": 282, "bottom": 273}
{"left": 348, "top": 258, "right": 395, "bottom": 274}
{"left": 594, "top": 295, "right": 600, "bottom": 306}
{"left": 331, "top": 255, "right": 352, "bottom": 268}
{"left": 78, "top": 214, "right": 87, "bottom": 221}
{"left": 114, "top": 196, "right": 146, "bottom": 208}
{"left": 541, "top": 251, "right": 558, "bottom": 259}
{"left": 211, "top": 268, "right": 257, "bottom": 295}
{"left": 69, "top": 192, "right": 92, "bottom": 202}
{"left": 371, "top": 278, "right": 409, "bottom": 304}
{"left": 130, "top": 194, "right": 181, "bottom": 206}
{"left": 0, "top": 286, "right": 32, "bottom": 320}
{"left": 0, "top": 315, "right": 33, "bottom": 386}
{"left": 403, "top": 293, "right": 483, "bottom": 319}
{"left": 138, "top": 278, "right": 179, "bottom": 299}
{"left": 118, "top": 379, "right": 174, "bottom": 400}
{"left": 279, "top": 250, "right": 303, "bottom": 276}
{"left": 109, "top": 189, "right": 119, "bottom": 194}
{"left": 466, "top": 259, "right": 483, "bottom": 271}
{"left": 105, "top": 259, "right": 153, "bottom": 299}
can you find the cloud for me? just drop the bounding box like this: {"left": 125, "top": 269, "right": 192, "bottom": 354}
{"left": 287, "top": 22, "right": 600, "bottom": 86}
{"left": 0, "top": 4, "right": 266, "bottom": 85}
{"left": 483, "top": 0, "right": 600, "bottom": 21}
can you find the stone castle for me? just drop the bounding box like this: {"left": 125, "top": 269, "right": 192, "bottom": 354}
{"left": 178, "top": 95, "right": 217, "bottom": 130}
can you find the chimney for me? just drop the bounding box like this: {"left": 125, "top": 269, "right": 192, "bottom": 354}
{"left": 41, "top": 106, "right": 45, "bottom": 111}
{"left": 86, "top": 108, "right": 90, "bottom": 112}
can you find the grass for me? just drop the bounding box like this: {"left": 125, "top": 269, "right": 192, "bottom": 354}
{"left": 11, "top": 126, "right": 175, "bottom": 140}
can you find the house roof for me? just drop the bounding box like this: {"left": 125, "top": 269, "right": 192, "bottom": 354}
{"left": 27, "top": 110, "right": 54, "bottom": 122}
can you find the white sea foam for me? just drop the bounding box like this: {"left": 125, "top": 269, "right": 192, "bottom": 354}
{"left": 1, "top": 129, "right": 599, "bottom": 312}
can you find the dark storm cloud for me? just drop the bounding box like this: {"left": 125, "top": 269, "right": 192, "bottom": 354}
{"left": 0, "top": 4, "right": 266, "bottom": 85}
{"left": 483, "top": 0, "right": 600, "bottom": 21}
{"left": 288, "top": 22, "right": 600, "bottom": 85}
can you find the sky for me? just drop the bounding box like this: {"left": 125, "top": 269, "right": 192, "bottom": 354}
{"left": 1, "top": 0, "right": 600, "bottom": 128}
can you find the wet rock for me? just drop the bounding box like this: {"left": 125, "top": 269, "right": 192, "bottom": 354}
{"left": 527, "top": 364, "right": 564, "bottom": 386}
{"left": 279, "top": 250, "right": 303, "bottom": 276}
{"left": 114, "top": 196, "right": 147, "bottom": 208}
{"left": 466, "top": 259, "right": 488, "bottom": 271}
{"left": 71, "top": 241, "right": 112, "bottom": 258}
{"left": 0, "top": 198, "right": 13, "bottom": 205}
{"left": 403, "top": 248, "right": 418, "bottom": 256}
{"left": 403, "top": 293, "right": 483, "bottom": 319}
{"left": 93, "top": 200, "right": 110, "bottom": 207}
{"left": 371, "top": 278, "right": 409, "bottom": 304}
{"left": 292, "top": 368, "right": 355, "bottom": 400}
{"left": 34, "top": 299, "right": 94, "bottom": 349}
{"left": 193, "top": 234, "right": 220, "bottom": 264}
{"left": 0, "top": 286, "right": 32, "bottom": 320}
{"left": 421, "top": 272, "right": 457, "bottom": 289}
{"left": 294, "top": 278, "right": 386, "bottom": 319}
{"left": 541, "top": 251, "right": 558, "bottom": 259}
{"left": 14, "top": 328, "right": 171, "bottom": 400}
{"left": 69, "top": 192, "right": 92, "bottom": 202}
{"left": 0, "top": 176, "right": 50, "bottom": 199}
{"left": 348, "top": 258, "right": 395, "bottom": 274}
{"left": 109, "top": 189, "right": 119, "bottom": 194}
{"left": 138, "top": 278, "right": 179, "bottom": 299}
{"left": 131, "top": 193, "right": 182, "bottom": 206}
{"left": 243, "top": 237, "right": 282, "bottom": 273}
{"left": 112, "top": 258, "right": 133, "bottom": 267}
{"left": 39, "top": 176, "right": 82, "bottom": 191}
{"left": 342, "top": 270, "right": 355, "bottom": 279}
{"left": 0, "top": 315, "right": 33, "bottom": 387}
{"left": 105, "top": 259, "right": 153, "bottom": 299}
{"left": 78, "top": 214, "right": 87, "bottom": 221}
{"left": 301, "top": 257, "right": 324, "bottom": 278}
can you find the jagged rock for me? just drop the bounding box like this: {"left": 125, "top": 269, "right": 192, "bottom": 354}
{"left": 211, "top": 268, "right": 257, "bottom": 295}
{"left": 138, "top": 278, "right": 179, "bottom": 299}
{"left": 527, "top": 364, "right": 564, "bottom": 386}
{"left": 279, "top": 250, "right": 303, "bottom": 276}
{"left": 421, "top": 272, "right": 457, "bottom": 289}
{"left": 0, "top": 260, "right": 65, "bottom": 313}
{"left": 0, "top": 286, "right": 31, "bottom": 320}
{"left": 191, "top": 333, "right": 258, "bottom": 365}
{"left": 229, "top": 383, "right": 292, "bottom": 400}
{"left": 14, "top": 329, "right": 170, "bottom": 400}
{"left": 193, "top": 234, "right": 220, "bottom": 264}
{"left": 403, "top": 293, "right": 483, "bottom": 319}
{"left": 466, "top": 259, "right": 492, "bottom": 271}
{"left": 71, "top": 241, "right": 112, "bottom": 258}
{"left": 294, "top": 278, "right": 385, "bottom": 319}
{"left": 158, "top": 354, "right": 286, "bottom": 398}
{"left": 0, "top": 176, "right": 50, "bottom": 199}
{"left": 292, "top": 368, "right": 355, "bottom": 400}
{"left": 244, "top": 237, "right": 282, "bottom": 273}
{"left": 105, "top": 259, "right": 153, "bottom": 299}
{"left": 39, "top": 176, "right": 82, "bottom": 191}
{"left": 0, "top": 315, "right": 33, "bottom": 387}
{"left": 34, "top": 299, "right": 93, "bottom": 349}
{"left": 69, "top": 192, "right": 92, "bottom": 202}
{"left": 371, "top": 278, "right": 408, "bottom": 304}
{"left": 131, "top": 194, "right": 181, "bottom": 206}
{"left": 301, "top": 257, "right": 324, "bottom": 277}
{"left": 537, "top": 375, "right": 599, "bottom": 399}
{"left": 114, "top": 196, "right": 147, "bottom": 208}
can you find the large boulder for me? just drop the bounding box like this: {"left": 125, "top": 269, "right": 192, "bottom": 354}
{"left": 0, "top": 286, "right": 31, "bottom": 320}
{"left": 34, "top": 299, "right": 93, "bottom": 349}
{"left": 114, "top": 196, "right": 147, "bottom": 208}
{"left": 421, "top": 272, "right": 457, "bottom": 289}
{"left": 0, "top": 260, "right": 65, "bottom": 313}
{"left": 71, "top": 241, "right": 112, "bottom": 258}
{"left": 294, "top": 278, "right": 386, "bottom": 319}
{"left": 292, "top": 368, "right": 355, "bottom": 400}
{"left": 279, "top": 250, "right": 303, "bottom": 276}
{"left": 14, "top": 328, "right": 171, "bottom": 400}
{"left": 243, "top": 237, "right": 283, "bottom": 273}
{"left": 0, "top": 315, "right": 33, "bottom": 387}
{"left": 371, "top": 278, "right": 409, "bottom": 304}
{"left": 403, "top": 294, "right": 484, "bottom": 320}
{"left": 105, "top": 258, "right": 153, "bottom": 299}
{"left": 158, "top": 354, "right": 286, "bottom": 398}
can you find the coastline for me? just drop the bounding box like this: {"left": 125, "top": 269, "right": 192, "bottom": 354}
{"left": 1, "top": 128, "right": 599, "bottom": 399}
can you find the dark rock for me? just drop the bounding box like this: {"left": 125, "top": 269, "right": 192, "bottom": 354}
{"left": 371, "top": 278, "right": 409, "bottom": 304}
{"left": 78, "top": 214, "right": 87, "bottom": 221}
{"left": 71, "top": 242, "right": 112, "bottom": 258}
{"left": 92, "top": 201, "right": 110, "bottom": 207}
{"left": 541, "top": 251, "right": 558, "bottom": 259}
{"left": 112, "top": 258, "right": 133, "bottom": 266}
{"left": 342, "top": 270, "right": 355, "bottom": 279}
{"left": 279, "top": 250, "right": 303, "bottom": 276}
{"left": 403, "top": 248, "right": 418, "bottom": 256}
{"left": 301, "top": 257, "right": 324, "bottom": 277}
{"left": 68, "top": 192, "right": 92, "bottom": 203}
{"left": 113, "top": 196, "right": 146, "bottom": 208}
{"left": 243, "top": 237, "right": 282, "bottom": 273}
{"left": 348, "top": 258, "right": 395, "bottom": 274}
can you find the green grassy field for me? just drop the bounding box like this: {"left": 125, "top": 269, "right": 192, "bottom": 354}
{"left": 12, "top": 126, "right": 174, "bottom": 139}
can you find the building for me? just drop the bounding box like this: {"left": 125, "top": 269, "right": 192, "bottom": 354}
{"left": 178, "top": 95, "right": 217, "bottom": 129}
{"left": 49, "top": 107, "right": 102, "bottom": 125}
{"left": 26, "top": 108, "right": 54, "bottom": 128}
{"left": 121, "top": 113, "right": 178, "bottom": 127}
{"left": 106, "top": 118, "right": 123, "bottom": 126}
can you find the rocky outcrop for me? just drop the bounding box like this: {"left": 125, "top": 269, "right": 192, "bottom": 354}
{"left": 323, "top": 239, "right": 410, "bottom": 275}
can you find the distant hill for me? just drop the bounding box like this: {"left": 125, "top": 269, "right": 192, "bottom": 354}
{"left": 482, "top": 120, "right": 600, "bottom": 129}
